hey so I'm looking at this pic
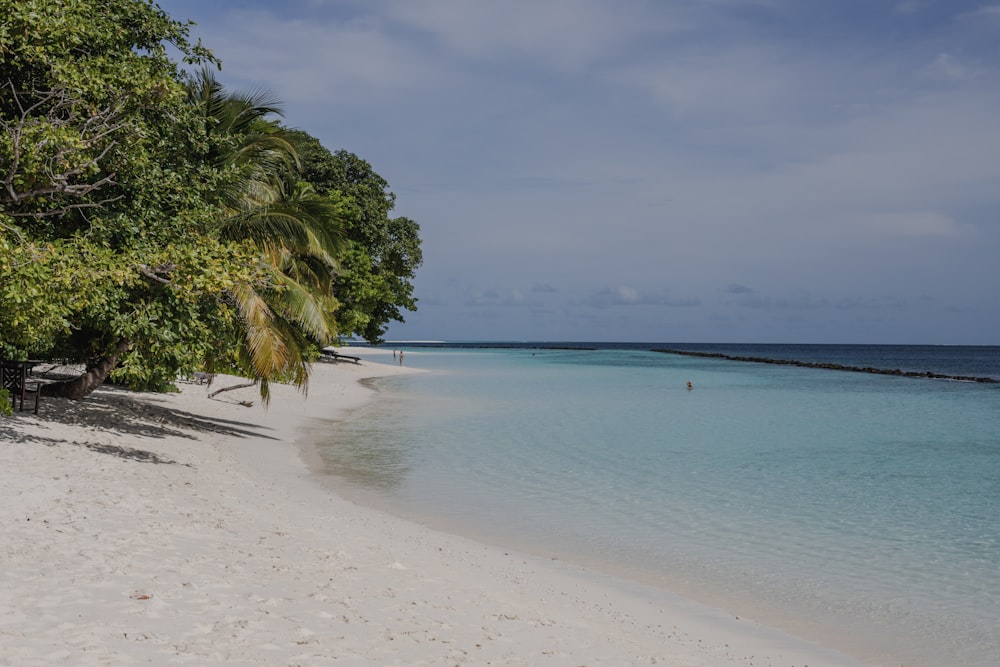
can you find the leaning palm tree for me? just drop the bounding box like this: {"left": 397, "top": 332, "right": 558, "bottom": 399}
{"left": 187, "top": 70, "right": 344, "bottom": 399}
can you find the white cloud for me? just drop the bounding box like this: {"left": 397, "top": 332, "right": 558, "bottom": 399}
{"left": 958, "top": 4, "right": 1000, "bottom": 21}
{"left": 205, "top": 9, "right": 454, "bottom": 109}
{"left": 580, "top": 286, "right": 701, "bottom": 309}
{"left": 376, "top": 0, "right": 670, "bottom": 71}
{"left": 921, "top": 53, "right": 980, "bottom": 82}
{"left": 463, "top": 288, "right": 530, "bottom": 307}
{"left": 604, "top": 48, "right": 792, "bottom": 119}
{"left": 853, "top": 212, "right": 967, "bottom": 237}
{"left": 894, "top": 1, "right": 930, "bottom": 15}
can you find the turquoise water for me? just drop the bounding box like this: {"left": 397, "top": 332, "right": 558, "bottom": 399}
{"left": 314, "top": 346, "right": 1000, "bottom": 666}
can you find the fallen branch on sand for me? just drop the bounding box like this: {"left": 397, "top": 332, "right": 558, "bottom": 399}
{"left": 207, "top": 382, "right": 255, "bottom": 399}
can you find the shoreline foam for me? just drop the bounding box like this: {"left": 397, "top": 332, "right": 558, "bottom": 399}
{"left": 1, "top": 351, "right": 865, "bottom": 665}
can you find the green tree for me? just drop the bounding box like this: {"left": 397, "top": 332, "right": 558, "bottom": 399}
{"left": 0, "top": 0, "right": 252, "bottom": 398}
{"left": 291, "top": 133, "right": 423, "bottom": 343}
{"left": 0, "top": 0, "right": 418, "bottom": 402}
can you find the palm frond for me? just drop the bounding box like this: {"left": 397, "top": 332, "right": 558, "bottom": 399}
{"left": 269, "top": 273, "right": 334, "bottom": 343}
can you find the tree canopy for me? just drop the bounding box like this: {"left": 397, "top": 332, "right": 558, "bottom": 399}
{"left": 291, "top": 133, "right": 422, "bottom": 344}
{"left": 0, "top": 0, "right": 422, "bottom": 402}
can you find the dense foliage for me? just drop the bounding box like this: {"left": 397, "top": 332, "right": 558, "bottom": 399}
{"left": 0, "top": 0, "right": 421, "bottom": 400}
{"left": 291, "top": 133, "right": 422, "bottom": 343}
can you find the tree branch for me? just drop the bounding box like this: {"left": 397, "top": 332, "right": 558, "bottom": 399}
{"left": 8, "top": 194, "right": 125, "bottom": 218}
{"left": 1, "top": 80, "right": 129, "bottom": 213}
{"left": 138, "top": 263, "right": 177, "bottom": 284}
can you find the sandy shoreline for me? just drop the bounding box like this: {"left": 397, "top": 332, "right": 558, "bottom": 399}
{"left": 1, "top": 350, "right": 866, "bottom": 665}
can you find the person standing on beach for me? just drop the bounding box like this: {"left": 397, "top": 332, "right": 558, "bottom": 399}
{"left": 399, "top": 350, "right": 404, "bottom": 365}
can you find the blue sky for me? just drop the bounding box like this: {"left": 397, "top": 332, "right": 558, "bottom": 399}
{"left": 158, "top": 0, "right": 1000, "bottom": 344}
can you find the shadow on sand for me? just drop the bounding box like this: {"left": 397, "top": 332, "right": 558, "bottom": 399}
{"left": 1, "top": 384, "right": 278, "bottom": 465}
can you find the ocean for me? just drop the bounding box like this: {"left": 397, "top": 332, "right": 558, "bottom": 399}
{"left": 313, "top": 343, "right": 1000, "bottom": 666}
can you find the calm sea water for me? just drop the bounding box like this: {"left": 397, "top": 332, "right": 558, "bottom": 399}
{"left": 314, "top": 344, "right": 1000, "bottom": 667}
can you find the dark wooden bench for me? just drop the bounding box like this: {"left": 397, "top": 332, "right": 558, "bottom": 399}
{"left": 1, "top": 360, "right": 41, "bottom": 414}
{"left": 320, "top": 349, "right": 362, "bottom": 364}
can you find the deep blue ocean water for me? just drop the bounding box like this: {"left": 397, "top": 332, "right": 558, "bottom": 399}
{"left": 314, "top": 344, "right": 1000, "bottom": 667}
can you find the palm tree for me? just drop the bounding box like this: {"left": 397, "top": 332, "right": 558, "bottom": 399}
{"left": 187, "top": 70, "right": 344, "bottom": 399}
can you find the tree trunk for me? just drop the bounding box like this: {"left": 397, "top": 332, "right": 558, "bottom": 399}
{"left": 42, "top": 339, "right": 130, "bottom": 400}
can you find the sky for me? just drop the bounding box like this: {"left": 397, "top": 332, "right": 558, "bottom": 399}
{"left": 157, "top": 0, "right": 1000, "bottom": 344}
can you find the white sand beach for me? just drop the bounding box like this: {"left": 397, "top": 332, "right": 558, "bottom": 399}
{"left": 0, "top": 349, "right": 867, "bottom": 666}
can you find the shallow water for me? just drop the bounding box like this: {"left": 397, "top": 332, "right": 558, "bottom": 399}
{"left": 314, "top": 345, "right": 1000, "bottom": 666}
